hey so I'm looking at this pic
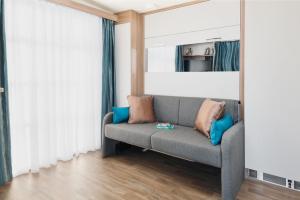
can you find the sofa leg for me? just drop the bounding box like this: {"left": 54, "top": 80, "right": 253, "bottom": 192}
{"left": 102, "top": 136, "right": 118, "bottom": 158}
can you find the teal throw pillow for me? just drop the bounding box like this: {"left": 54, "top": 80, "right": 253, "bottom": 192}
{"left": 112, "top": 107, "right": 129, "bottom": 124}
{"left": 210, "top": 114, "right": 233, "bottom": 145}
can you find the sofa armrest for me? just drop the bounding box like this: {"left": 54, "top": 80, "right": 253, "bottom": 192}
{"left": 102, "top": 112, "right": 113, "bottom": 146}
{"left": 221, "top": 121, "right": 245, "bottom": 200}
{"left": 102, "top": 112, "right": 118, "bottom": 157}
{"left": 102, "top": 112, "right": 113, "bottom": 127}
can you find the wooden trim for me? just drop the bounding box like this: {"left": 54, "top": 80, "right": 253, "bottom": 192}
{"left": 47, "top": 0, "right": 118, "bottom": 21}
{"left": 80, "top": 0, "right": 114, "bottom": 14}
{"left": 142, "top": 0, "right": 208, "bottom": 15}
{"left": 116, "top": 11, "right": 144, "bottom": 96}
{"left": 116, "top": 10, "right": 134, "bottom": 24}
{"left": 136, "top": 14, "right": 145, "bottom": 96}
{"left": 240, "top": 0, "right": 245, "bottom": 120}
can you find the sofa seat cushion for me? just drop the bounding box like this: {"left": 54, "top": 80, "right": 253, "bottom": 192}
{"left": 105, "top": 123, "right": 159, "bottom": 148}
{"left": 151, "top": 125, "right": 221, "bottom": 167}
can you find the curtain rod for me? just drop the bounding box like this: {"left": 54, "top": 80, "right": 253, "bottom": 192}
{"left": 47, "top": 0, "right": 118, "bottom": 21}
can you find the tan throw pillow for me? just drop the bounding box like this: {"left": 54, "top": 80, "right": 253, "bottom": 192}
{"left": 127, "top": 96, "right": 156, "bottom": 124}
{"left": 194, "top": 99, "right": 225, "bottom": 138}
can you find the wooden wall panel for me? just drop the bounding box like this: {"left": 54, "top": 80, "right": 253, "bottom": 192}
{"left": 240, "top": 0, "right": 245, "bottom": 120}
{"left": 117, "top": 11, "right": 144, "bottom": 96}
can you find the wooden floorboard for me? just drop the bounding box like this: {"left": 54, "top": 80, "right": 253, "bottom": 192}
{"left": 0, "top": 148, "right": 299, "bottom": 200}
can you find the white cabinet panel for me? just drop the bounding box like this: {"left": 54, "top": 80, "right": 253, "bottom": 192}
{"left": 145, "top": 25, "right": 240, "bottom": 48}
{"left": 145, "top": 0, "right": 240, "bottom": 39}
{"left": 145, "top": 72, "right": 239, "bottom": 100}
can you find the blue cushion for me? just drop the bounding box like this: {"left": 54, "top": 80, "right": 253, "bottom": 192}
{"left": 210, "top": 114, "right": 233, "bottom": 145}
{"left": 112, "top": 107, "right": 129, "bottom": 124}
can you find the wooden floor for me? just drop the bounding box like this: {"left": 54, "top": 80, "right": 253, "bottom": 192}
{"left": 0, "top": 147, "right": 299, "bottom": 200}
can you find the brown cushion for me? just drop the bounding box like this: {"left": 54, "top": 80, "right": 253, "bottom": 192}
{"left": 128, "top": 96, "right": 156, "bottom": 124}
{"left": 194, "top": 99, "right": 225, "bottom": 138}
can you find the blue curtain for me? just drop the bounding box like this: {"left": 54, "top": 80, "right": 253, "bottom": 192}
{"left": 101, "top": 18, "right": 116, "bottom": 121}
{"left": 175, "top": 45, "right": 184, "bottom": 72}
{"left": 213, "top": 41, "right": 240, "bottom": 71}
{"left": 0, "top": 0, "right": 13, "bottom": 186}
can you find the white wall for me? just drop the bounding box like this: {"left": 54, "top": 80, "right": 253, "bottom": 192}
{"left": 115, "top": 23, "right": 131, "bottom": 106}
{"left": 144, "top": 0, "right": 240, "bottom": 100}
{"left": 245, "top": 1, "right": 300, "bottom": 181}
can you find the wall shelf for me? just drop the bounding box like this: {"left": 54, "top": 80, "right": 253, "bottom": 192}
{"left": 184, "top": 55, "right": 213, "bottom": 57}
{"left": 183, "top": 55, "right": 213, "bottom": 60}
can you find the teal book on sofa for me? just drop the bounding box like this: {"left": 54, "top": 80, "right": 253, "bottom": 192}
{"left": 102, "top": 95, "right": 244, "bottom": 200}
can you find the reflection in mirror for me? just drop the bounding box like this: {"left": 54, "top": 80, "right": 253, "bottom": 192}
{"left": 146, "top": 41, "right": 240, "bottom": 72}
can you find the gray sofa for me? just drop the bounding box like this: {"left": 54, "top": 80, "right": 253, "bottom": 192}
{"left": 102, "top": 95, "right": 245, "bottom": 200}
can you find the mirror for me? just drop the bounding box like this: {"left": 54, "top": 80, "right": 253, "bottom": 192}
{"left": 145, "top": 41, "right": 240, "bottom": 72}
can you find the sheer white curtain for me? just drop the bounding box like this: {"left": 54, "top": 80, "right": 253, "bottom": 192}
{"left": 5, "top": 0, "right": 102, "bottom": 176}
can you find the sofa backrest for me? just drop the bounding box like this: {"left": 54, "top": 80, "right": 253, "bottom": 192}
{"left": 153, "top": 95, "right": 240, "bottom": 127}
{"left": 153, "top": 95, "right": 180, "bottom": 124}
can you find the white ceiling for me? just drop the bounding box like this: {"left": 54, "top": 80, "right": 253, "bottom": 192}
{"left": 77, "top": 0, "right": 197, "bottom": 13}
